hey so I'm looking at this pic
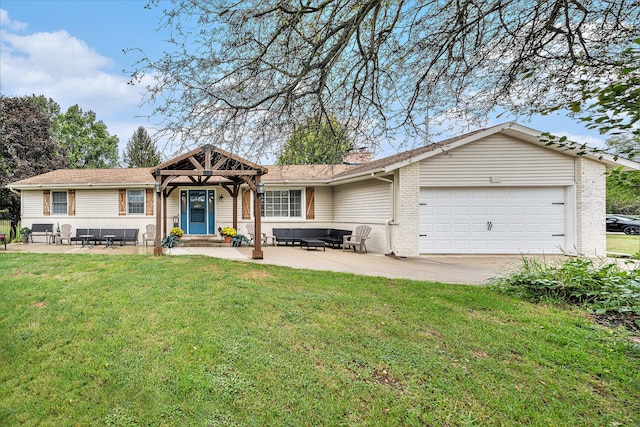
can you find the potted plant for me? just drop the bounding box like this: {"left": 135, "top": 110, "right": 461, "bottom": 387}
{"left": 231, "top": 234, "right": 250, "bottom": 247}
{"left": 20, "top": 227, "right": 31, "bottom": 243}
{"left": 160, "top": 227, "right": 184, "bottom": 252}
{"left": 169, "top": 227, "right": 184, "bottom": 239}
{"left": 219, "top": 226, "right": 236, "bottom": 243}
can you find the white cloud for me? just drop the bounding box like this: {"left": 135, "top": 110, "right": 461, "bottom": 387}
{"left": 0, "top": 9, "right": 27, "bottom": 31}
{"left": 0, "top": 29, "right": 144, "bottom": 115}
{"left": 0, "top": 9, "right": 159, "bottom": 157}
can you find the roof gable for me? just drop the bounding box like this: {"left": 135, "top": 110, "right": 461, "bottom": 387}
{"left": 332, "top": 122, "right": 639, "bottom": 180}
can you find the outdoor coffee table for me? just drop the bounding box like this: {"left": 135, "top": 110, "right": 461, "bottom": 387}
{"left": 300, "top": 239, "right": 326, "bottom": 251}
{"left": 103, "top": 234, "right": 116, "bottom": 249}
{"left": 80, "top": 234, "right": 94, "bottom": 249}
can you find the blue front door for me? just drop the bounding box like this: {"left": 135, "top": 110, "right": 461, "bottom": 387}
{"left": 188, "top": 190, "right": 207, "bottom": 234}
{"left": 181, "top": 189, "right": 216, "bottom": 234}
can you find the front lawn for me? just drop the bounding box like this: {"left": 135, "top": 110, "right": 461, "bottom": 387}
{"left": 0, "top": 254, "right": 638, "bottom": 426}
{"left": 608, "top": 233, "right": 640, "bottom": 258}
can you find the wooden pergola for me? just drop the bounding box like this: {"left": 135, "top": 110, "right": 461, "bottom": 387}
{"left": 151, "top": 145, "right": 268, "bottom": 259}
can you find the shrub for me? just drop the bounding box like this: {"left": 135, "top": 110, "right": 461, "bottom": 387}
{"left": 231, "top": 234, "right": 250, "bottom": 247}
{"left": 490, "top": 257, "right": 640, "bottom": 330}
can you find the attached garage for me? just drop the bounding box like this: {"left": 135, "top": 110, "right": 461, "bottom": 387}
{"left": 419, "top": 187, "right": 567, "bottom": 254}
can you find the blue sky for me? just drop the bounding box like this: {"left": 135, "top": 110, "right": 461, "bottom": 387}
{"left": 0, "top": 0, "right": 609, "bottom": 163}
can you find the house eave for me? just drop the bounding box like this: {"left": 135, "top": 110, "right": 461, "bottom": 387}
{"left": 329, "top": 168, "right": 388, "bottom": 184}
{"left": 7, "top": 182, "right": 156, "bottom": 191}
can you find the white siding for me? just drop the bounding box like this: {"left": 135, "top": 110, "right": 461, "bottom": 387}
{"left": 19, "top": 189, "right": 158, "bottom": 244}
{"left": 420, "top": 134, "right": 575, "bottom": 186}
{"left": 75, "top": 189, "right": 119, "bottom": 216}
{"left": 333, "top": 180, "right": 391, "bottom": 223}
{"left": 313, "top": 186, "right": 333, "bottom": 221}
{"left": 21, "top": 191, "right": 42, "bottom": 217}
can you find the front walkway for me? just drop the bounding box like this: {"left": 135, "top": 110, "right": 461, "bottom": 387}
{"left": 0, "top": 241, "right": 584, "bottom": 285}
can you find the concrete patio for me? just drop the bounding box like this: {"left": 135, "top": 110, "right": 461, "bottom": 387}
{"left": 0, "top": 241, "right": 586, "bottom": 285}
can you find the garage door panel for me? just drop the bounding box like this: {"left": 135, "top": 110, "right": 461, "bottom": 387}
{"left": 420, "top": 187, "right": 566, "bottom": 254}
{"left": 453, "top": 206, "right": 470, "bottom": 215}
{"left": 472, "top": 206, "right": 488, "bottom": 215}
{"left": 435, "top": 206, "right": 451, "bottom": 215}
{"left": 435, "top": 223, "right": 452, "bottom": 232}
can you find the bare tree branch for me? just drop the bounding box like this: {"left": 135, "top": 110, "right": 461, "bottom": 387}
{"left": 130, "top": 0, "right": 640, "bottom": 159}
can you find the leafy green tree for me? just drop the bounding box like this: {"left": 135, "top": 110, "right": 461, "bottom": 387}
{"left": 52, "top": 105, "right": 119, "bottom": 168}
{"left": 605, "top": 135, "right": 640, "bottom": 215}
{"left": 542, "top": 39, "right": 639, "bottom": 159}
{"left": 30, "top": 95, "right": 62, "bottom": 123}
{"left": 123, "top": 126, "right": 162, "bottom": 167}
{"left": 277, "top": 118, "right": 352, "bottom": 165}
{"left": 0, "top": 95, "right": 69, "bottom": 217}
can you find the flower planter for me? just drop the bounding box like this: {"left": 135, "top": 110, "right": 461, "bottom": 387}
{"left": 224, "top": 235, "right": 232, "bottom": 243}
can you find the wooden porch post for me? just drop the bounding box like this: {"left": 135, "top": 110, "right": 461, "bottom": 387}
{"left": 232, "top": 195, "right": 238, "bottom": 231}
{"left": 252, "top": 176, "right": 263, "bottom": 260}
{"left": 154, "top": 178, "right": 163, "bottom": 256}
{"left": 162, "top": 194, "right": 168, "bottom": 237}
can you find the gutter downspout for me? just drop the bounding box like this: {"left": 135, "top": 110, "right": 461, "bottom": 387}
{"left": 371, "top": 173, "right": 395, "bottom": 255}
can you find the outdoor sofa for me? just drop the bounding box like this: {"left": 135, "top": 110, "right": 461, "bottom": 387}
{"left": 29, "top": 223, "right": 54, "bottom": 243}
{"left": 70, "top": 228, "right": 140, "bottom": 246}
{"left": 272, "top": 228, "right": 351, "bottom": 248}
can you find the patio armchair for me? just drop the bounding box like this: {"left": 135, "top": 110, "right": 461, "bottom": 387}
{"left": 143, "top": 224, "right": 156, "bottom": 246}
{"left": 246, "top": 223, "right": 275, "bottom": 246}
{"left": 343, "top": 225, "right": 372, "bottom": 254}
{"left": 58, "top": 224, "right": 72, "bottom": 245}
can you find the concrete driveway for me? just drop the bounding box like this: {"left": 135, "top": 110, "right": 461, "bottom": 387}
{"left": 2, "top": 241, "right": 568, "bottom": 285}
{"left": 165, "top": 246, "right": 544, "bottom": 285}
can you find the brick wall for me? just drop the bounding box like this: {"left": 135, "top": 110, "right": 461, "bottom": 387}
{"left": 575, "top": 157, "right": 607, "bottom": 257}
{"left": 394, "top": 163, "right": 421, "bottom": 257}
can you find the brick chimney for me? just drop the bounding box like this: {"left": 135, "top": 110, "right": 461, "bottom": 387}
{"left": 343, "top": 147, "right": 372, "bottom": 165}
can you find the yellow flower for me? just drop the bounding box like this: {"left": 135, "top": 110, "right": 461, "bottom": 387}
{"left": 170, "top": 227, "right": 184, "bottom": 237}
{"left": 220, "top": 227, "right": 237, "bottom": 237}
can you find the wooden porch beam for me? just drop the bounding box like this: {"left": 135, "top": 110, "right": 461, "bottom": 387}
{"left": 188, "top": 156, "right": 204, "bottom": 171}
{"left": 157, "top": 170, "right": 259, "bottom": 177}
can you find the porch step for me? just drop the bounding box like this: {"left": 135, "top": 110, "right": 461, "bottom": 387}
{"left": 179, "top": 235, "right": 229, "bottom": 247}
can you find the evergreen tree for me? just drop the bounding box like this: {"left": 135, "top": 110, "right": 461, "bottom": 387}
{"left": 123, "top": 126, "right": 162, "bottom": 167}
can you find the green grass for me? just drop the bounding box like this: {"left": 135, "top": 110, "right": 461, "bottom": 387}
{"left": 608, "top": 233, "right": 640, "bottom": 257}
{"left": 1, "top": 254, "right": 638, "bottom": 426}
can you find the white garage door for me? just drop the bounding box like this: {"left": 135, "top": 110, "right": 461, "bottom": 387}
{"left": 420, "top": 187, "right": 566, "bottom": 254}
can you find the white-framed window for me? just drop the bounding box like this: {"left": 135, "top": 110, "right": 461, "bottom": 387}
{"left": 261, "top": 189, "right": 302, "bottom": 218}
{"left": 127, "top": 189, "right": 145, "bottom": 215}
{"left": 52, "top": 191, "right": 67, "bottom": 215}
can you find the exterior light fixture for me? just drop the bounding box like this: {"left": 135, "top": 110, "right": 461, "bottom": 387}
{"left": 256, "top": 181, "right": 265, "bottom": 201}
{"left": 154, "top": 181, "right": 161, "bottom": 195}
